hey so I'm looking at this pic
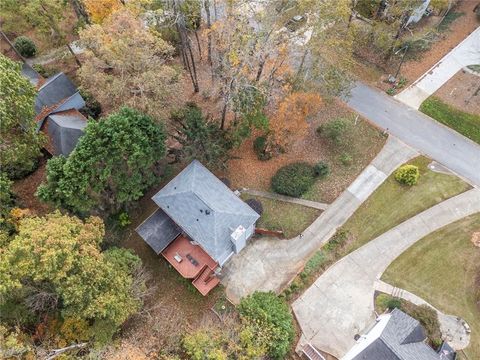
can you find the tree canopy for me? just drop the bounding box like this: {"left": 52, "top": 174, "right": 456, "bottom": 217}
{"left": 0, "top": 212, "right": 144, "bottom": 344}
{"left": 0, "top": 55, "right": 44, "bottom": 179}
{"left": 37, "top": 107, "right": 167, "bottom": 214}
{"left": 78, "top": 9, "right": 181, "bottom": 121}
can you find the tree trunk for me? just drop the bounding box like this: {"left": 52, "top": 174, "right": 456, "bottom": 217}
{"left": 0, "top": 30, "right": 26, "bottom": 62}
{"left": 204, "top": 0, "right": 213, "bottom": 65}
{"left": 348, "top": 0, "right": 358, "bottom": 27}
{"left": 194, "top": 30, "right": 202, "bottom": 60}
{"left": 70, "top": 0, "right": 90, "bottom": 25}
{"left": 66, "top": 43, "right": 82, "bottom": 67}
{"left": 255, "top": 59, "right": 266, "bottom": 82}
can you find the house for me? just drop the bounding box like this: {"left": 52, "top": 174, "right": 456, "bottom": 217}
{"left": 341, "top": 308, "right": 456, "bottom": 360}
{"left": 136, "top": 160, "right": 260, "bottom": 295}
{"left": 32, "top": 71, "right": 88, "bottom": 156}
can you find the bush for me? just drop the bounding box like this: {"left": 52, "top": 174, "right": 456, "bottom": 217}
{"left": 313, "top": 161, "right": 330, "bottom": 178}
{"left": 245, "top": 198, "right": 263, "bottom": 215}
{"left": 317, "top": 118, "right": 350, "bottom": 145}
{"left": 407, "top": 304, "right": 442, "bottom": 343}
{"left": 238, "top": 291, "right": 294, "bottom": 359}
{"left": 79, "top": 89, "right": 102, "bottom": 119}
{"left": 32, "top": 63, "right": 58, "bottom": 78}
{"left": 253, "top": 135, "right": 272, "bottom": 161}
{"left": 395, "top": 165, "right": 419, "bottom": 186}
{"left": 118, "top": 212, "right": 131, "bottom": 228}
{"left": 14, "top": 36, "right": 37, "bottom": 58}
{"left": 271, "top": 162, "right": 316, "bottom": 197}
{"left": 340, "top": 153, "right": 353, "bottom": 166}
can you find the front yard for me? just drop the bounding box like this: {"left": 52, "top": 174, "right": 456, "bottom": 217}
{"left": 340, "top": 156, "right": 470, "bottom": 253}
{"left": 382, "top": 214, "right": 480, "bottom": 360}
{"left": 420, "top": 96, "right": 480, "bottom": 145}
{"left": 241, "top": 194, "right": 321, "bottom": 238}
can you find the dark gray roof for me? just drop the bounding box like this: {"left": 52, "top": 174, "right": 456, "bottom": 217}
{"left": 136, "top": 209, "right": 181, "bottom": 254}
{"left": 46, "top": 110, "right": 87, "bottom": 156}
{"left": 152, "top": 160, "right": 259, "bottom": 264}
{"left": 353, "top": 309, "right": 445, "bottom": 360}
{"left": 35, "top": 73, "right": 78, "bottom": 113}
{"left": 21, "top": 63, "right": 42, "bottom": 86}
{"left": 53, "top": 91, "right": 85, "bottom": 113}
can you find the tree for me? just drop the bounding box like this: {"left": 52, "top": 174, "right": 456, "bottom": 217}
{"left": 83, "top": 0, "right": 123, "bottom": 23}
{"left": 78, "top": 9, "right": 181, "bottom": 121}
{"left": 37, "top": 107, "right": 167, "bottom": 214}
{"left": 170, "top": 103, "right": 231, "bottom": 169}
{"left": 0, "top": 55, "right": 44, "bottom": 179}
{"left": 0, "top": 212, "right": 144, "bottom": 344}
{"left": 0, "top": 0, "right": 82, "bottom": 66}
{"left": 270, "top": 92, "right": 323, "bottom": 150}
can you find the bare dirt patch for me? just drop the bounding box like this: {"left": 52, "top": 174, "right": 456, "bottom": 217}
{"left": 433, "top": 69, "right": 480, "bottom": 115}
{"left": 222, "top": 100, "right": 386, "bottom": 203}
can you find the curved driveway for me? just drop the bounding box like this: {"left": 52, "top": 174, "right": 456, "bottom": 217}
{"left": 292, "top": 188, "right": 480, "bottom": 358}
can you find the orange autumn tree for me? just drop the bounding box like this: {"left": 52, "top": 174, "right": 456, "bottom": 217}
{"left": 84, "top": 0, "right": 123, "bottom": 23}
{"left": 270, "top": 92, "right": 323, "bottom": 150}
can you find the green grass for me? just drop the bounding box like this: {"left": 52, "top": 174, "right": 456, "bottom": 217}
{"left": 241, "top": 195, "right": 321, "bottom": 238}
{"left": 420, "top": 96, "right": 480, "bottom": 145}
{"left": 382, "top": 214, "right": 480, "bottom": 360}
{"left": 341, "top": 156, "right": 470, "bottom": 253}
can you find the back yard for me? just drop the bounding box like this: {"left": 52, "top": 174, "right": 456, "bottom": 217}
{"left": 382, "top": 214, "right": 480, "bottom": 360}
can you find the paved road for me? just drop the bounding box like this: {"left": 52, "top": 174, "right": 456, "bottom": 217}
{"left": 395, "top": 27, "right": 480, "bottom": 109}
{"left": 292, "top": 188, "right": 480, "bottom": 358}
{"left": 222, "top": 137, "right": 417, "bottom": 303}
{"left": 346, "top": 82, "right": 480, "bottom": 187}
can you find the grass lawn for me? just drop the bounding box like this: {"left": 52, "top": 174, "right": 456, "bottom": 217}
{"left": 420, "top": 96, "right": 480, "bottom": 145}
{"left": 340, "top": 156, "right": 470, "bottom": 253}
{"left": 241, "top": 195, "right": 321, "bottom": 238}
{"left": 382, "top": 214, "right": 480, "bottom": 360}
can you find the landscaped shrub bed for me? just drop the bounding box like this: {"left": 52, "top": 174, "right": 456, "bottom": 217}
{"left": 271, "top": 162, "right": 316, "bottom": 197}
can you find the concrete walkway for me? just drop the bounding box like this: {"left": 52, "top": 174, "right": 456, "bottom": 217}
{"left": 374, "top": 280, "right": 471, "bottom": 350}
{"left": 241, "top": 189, "right": 329, "bottom": 210}
{"left": 395, "top": 27, "right": 480, "bottom": 109}
{"left": 346, "top": 82, "right": 480, "bottom": 187}
{"left": 292, "top": 188, "right": 480, "bottom": 358}
{"left": 221, "top": 136, "right": 417, "bottom": 303}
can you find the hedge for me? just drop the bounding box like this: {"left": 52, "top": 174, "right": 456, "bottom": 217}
{"left": 271, "top": 162, "right": 316, "bottom": 197}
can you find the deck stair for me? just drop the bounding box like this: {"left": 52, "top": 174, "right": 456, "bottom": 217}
{"left": 302, "top": 343, "right": 326, "bottom": 360}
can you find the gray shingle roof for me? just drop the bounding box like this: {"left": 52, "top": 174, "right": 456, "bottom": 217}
{"left": 21, "top": 63, "right": 42, "bottom": 87}
{"left": 353, "top": 309, "right": 444, "bottom": 360}
{"left": 136, "top": 209, "right": 181, "bottom": 254}
{"left": 46, "top": 110, "right": 87, "bottom": 156}
{"left": 35, "top": 73, "right": 78, "bottom": 113}
{"left": 152, "top": 160, "right": 259, "bottom": 265}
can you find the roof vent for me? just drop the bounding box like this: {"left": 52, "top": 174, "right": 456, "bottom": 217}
{"left": 205, "top": 209, "right": 211, "bottom": 215}
{"left": 200, "top": 209, "right": 203, "bottom": 213}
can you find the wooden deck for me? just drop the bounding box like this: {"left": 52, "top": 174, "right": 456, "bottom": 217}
{"left": 161, "top": 234, "right": 220, "bottom": 295}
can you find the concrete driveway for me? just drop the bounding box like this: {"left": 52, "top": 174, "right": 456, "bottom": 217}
{"left": 346, "top": 82, "right": 480, "bottom": 187}
{"left": 292, "top": 188, "right": 480, "bottom": 358}
{"left": 221, "top": 137, "right": 417, "bottom": 303}
{"left": 395, "top": 27, "right": 480, "bottom": 109}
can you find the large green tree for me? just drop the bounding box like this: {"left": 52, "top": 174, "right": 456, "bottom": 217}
{"left": 0, "top": 211, "right": 144, "bottom": 344}
{"left": 37, "top": 107, "right": 167, "bottom": 213}
{"left": 0, "top": 55, "right": 44, "bottom": 179}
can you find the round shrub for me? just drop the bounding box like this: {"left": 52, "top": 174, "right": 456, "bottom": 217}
{"left": 313, "top": 161, "right": 330, "bottom": 178}
{"left": 14, "top": 36, "right": 37, "bottom": 58}
{"left": 253, "top": 135, "right": 272, "bottom": 161}
{"left": 238, "top": 291, "right": 294, "bottom": 359}
{"left": 271, "top": 162, "right": 315, "bottom": 197}
{"left": 317, "top": 118, "right": 350, "bottom": 145}
{"left": 245, "top": 198, "right": 263, "bottom": 215}
{"left": 340, "top": 153, "right": 353, "bottom": 166}
{"left": 395, "top": 165, "right": 419, "bottom": 186}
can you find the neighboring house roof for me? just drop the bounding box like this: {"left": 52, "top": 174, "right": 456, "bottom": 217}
{"left": 151, "top": 160, "right": 260, "bottom": 265}
{"left": 21, "top": 63, "right": 43, "bottom": 87}
{"left": 347, "top": 309, "right": 449, "bottom": 360}
{"left": 34, "top": 72, "right": 78, "bottom": 114}
{"left": 136, "top": 209, "right": 181, "bottom": 254}
{"left": 43, "top": 109, "right": 87, "bottom": 156}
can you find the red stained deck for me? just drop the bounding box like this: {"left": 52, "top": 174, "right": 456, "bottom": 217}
{"left": 161, "top": 235, "right": 220, "bottom": 295}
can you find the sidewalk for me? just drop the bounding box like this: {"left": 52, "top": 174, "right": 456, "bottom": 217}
{"left": 292, "top": 188, "right": 480, "bottom": 358}
{"left": 374, "top": 280, "right": 470, "bottom": 350}
{"left": 221, "top": 136, "right": 417, "bottom": 303}
{"left": 395, "top": 27, "right": 480, "bottom": 109}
